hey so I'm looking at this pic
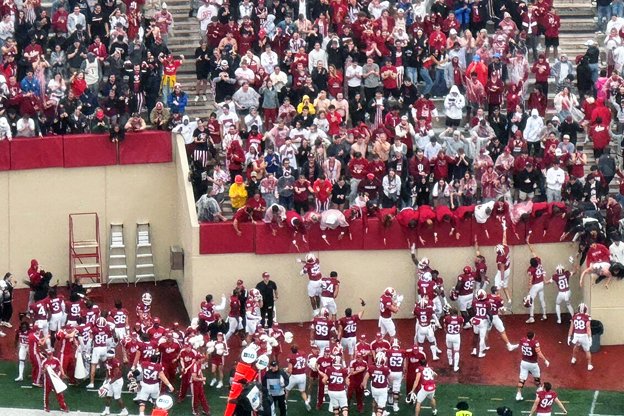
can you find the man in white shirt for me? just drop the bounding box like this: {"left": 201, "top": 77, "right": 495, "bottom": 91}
{"left": 67, "top": 6, "right": 86, "bottom": 34}
{"left": 545, "top": 162, "right": 565, "bottom": 203}
{"left": 16, "top": 114, "right": 37, "bottom": 137}
{"left": 269, "top": 66, "right": 288, "bottom": 92}
{"left": 368, "top": 0, "right": 390, "bottom": 19}
{"left": 197, "top": 2, "right": 218, "bottom": 39}
{"left": 308, "top": 42, "right": 327, "bottom": 72}
{"left": 218, "top": 105, "right": 239, "bottom": 133}
{"left": 345, "top": 60, "right": 362, "bottom": 99}
{"left": 610, "top": 236, "right": 624, "bottom": 267}
{"left": 234, "top": 61, "right": 255, "bottom": 86}
{"left": 260, "top": 45, "right": 279, "bottom": 74}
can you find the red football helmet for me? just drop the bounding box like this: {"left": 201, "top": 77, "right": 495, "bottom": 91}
{"left": 523, "top": 295, "right": 533, "bottom": 308}
{"left": 449, "top": 288, "right": 458, "bottom": 301}
{"left": 463, "top": 266, "right": 472, "bottom": 274}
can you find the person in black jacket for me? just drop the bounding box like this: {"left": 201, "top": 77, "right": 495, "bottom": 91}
{"left": 256, "top": 273, "right": 278, "bottom": 328}
{"left": 516, "top": 163, "right": 540, "bottom": 201}
{"left": 577, "top": 55, "right": 594, "bottom": 98}
{"left": 0, "top": 273, "right": 15, "bottom": 330}
{"left": 559, "top": 115, "right": 583, "bottom": 145}
{"left": 331, "top": 176, "right": 350, "bottom": 210}
{"left": 262, "top": 361, "right": 289, "bottom": 416}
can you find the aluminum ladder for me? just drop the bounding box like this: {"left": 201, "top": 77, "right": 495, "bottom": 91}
{"left": 107, "top": 223, "right": 129, "bottom": 286}
{"left": 135, "top": 223, "right": 155, "bottom": 285}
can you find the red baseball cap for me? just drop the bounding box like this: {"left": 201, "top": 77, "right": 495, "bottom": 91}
{"left": 367, "top": 173, "right": 375, "bottom": 179}
{"left": 262, "top": 272, "right": 270, "bottom": 278}
{"left": 237, "top": 279, "right": 244, "bottom": 285}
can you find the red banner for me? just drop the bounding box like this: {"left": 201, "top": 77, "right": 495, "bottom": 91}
{"left": 254, "top": 222, "right": 310, "bottom": 255}
{"left": 199, "top": 222, "right": 255, "bottom": 254}
{"left": 118, "top": 131, "right": 172, "bottom": 165}
{"left": 63, "top": 134, "right": 117, "bottom": 168}
{"left": 10, "top": 135, "right": 64, "bottom": 170}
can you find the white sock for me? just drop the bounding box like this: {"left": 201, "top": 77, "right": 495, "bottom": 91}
{"left": 447, "top": 349, "right": 453, "bottom": 365}
{"left": 430, "top": 345, "right": 437, "bottom": 357}
{"left": 566, "top": 303, "right": 574, "bottom": 316}
{"left": 454, "top": 352, "right": 460, "bottom": 366}
{"left": 18, "top": 361, "right": 24, "bottom": 378}
{"left": 529, "top": 304, "right": 535, "bottom": 317}
{"left": 556, "top": 304, "right": 561, "bottom": 320}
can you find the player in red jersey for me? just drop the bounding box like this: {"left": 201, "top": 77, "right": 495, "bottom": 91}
{"left": 109, "top": 300, "right": 130, "bottom": 341}
{"left": 526, "top": 235, "right": 548, "bottom": 323}
{"left": 408, "top": 359, "right": 438, "bottom": 416}
{"left": 363, "top": 352, "right": 392, "bottom": 416}
{"left": 417, "top": 271, "right": 436, "bottom": 301}
{"left": 88, "top": 317, "right": 112, "bottom": 389}
{"left": 121, "top": 331, "right": 141, "bottom": 364}
{"left": 355, "top": 334, "right": 373, "bottom": 363}
{"left": 56, "top": 324, "right": 78, "bottom": 385}
{"left": 41, "top": 349, "right": 69, "bottom": 412}
{"left": 158, "top": 331, "right": 181, "bottom": 390}
{"left": 488, "top": 287, "right": 519, "bottom": 352}
{"left": 405, "top": 344, "right": 426, "bottom": 396}
{"left": 199, "top": 293, "right": 226, "bottom": 326}
{"left": 471, "top": 289, "right": 490, "bottom": 358}
{"left": 387, "top": 339, "right": 406, "bottom": 411}
{"left": 379, "top": 287, "right": 403, "bottom": 341}
{"left": 455, "top": 267, "right": 475, "bottom": 328}
{"left": 444, "top": 308, "right": 464, "bottom": 372}
{"left": 430, "top": 270, "right": 448, "bottom": 319}
{"left": 135, "top": 356, "right": 175, "bottom": 416}
{"left": 46, "top": 289, "right": 66, "bottom": 343}
{"left": 338, "top": 302, "right": 365, "bottom": 363}
{"left": 177, "top": 341, "right": 201, "bottom": 403}
{"left": 147, "top": 317, "right": 166, "bottom": 342}
{"left": 225, "top": 288, "right": 243, "bottom": 341}
{"left": 285, "top": 345, "right": 312, "bottom": 410}
{"left": 516, "top": 331, "right": 550, "bottom": 401}
{"left": 371, "top": 332, "right": 391, "bottom": 357}
{"left": 529, "top": 382, "right": 567, "bottom": 416}
{"left": 191, "top": 356, "right": 211, "bottom": 416}
{"left": 298, "top": 253, "right": 323, "bottom": 317}
{"left": 321, "top": 356, "right": 349, "bottom": 416}
{"left": 413, "top": 297, "right": 441, "bottom": 360}
{"left": 495, "top": 224, "right": 513, "bottom": 305}
{"left": 28, "top": 322, "right": 48, "bottom": 386}
{"left": 320, "top": 271, "right": 341, "bottom": 320}
{"left": 29, "top": 296, "right": 50, "bottom": 337}
{"left": 315, "top": 347, "right": 334, "bottom": 410}
{"left": 311, "top": 308, "right": 336, "bottom": 354}
{"left": 473, "top": 237, "right": 489, "bottom": 292}
{"left": 14, "top": 321, "right": 31, "bottom": 382}
{"left": 136, "top": 293, "right": 152, "bottom": 320}
{"left": 347, "top": 352, "right": 368, "bottom": 412}
{"left": 411, "top": 248, "right": 433, "bottom": 281}
{"left": 546, "top": 264, "right": 575, "bottom": 324}
{"left": 568, "top": 303, "right": 593, "bottom": 370}
{"left": 82, "top": 299, "right": 102, "bottom": 326}
{"left": 102, "top": 350, "right": 128, "bottom": 416}
{"left": 209, "top": 331, "right": 229, "bottom": 388}
{"left": 65, "top": 293, "right": 85, "bottom": 326}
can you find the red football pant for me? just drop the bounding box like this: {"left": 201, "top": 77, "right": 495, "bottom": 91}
{"left": 347, "top": 383, "right": 364, "bottom": 412}
{"left": 316, "top": 381, "right": 326, "bottom": 410}
{"left": 30, "top": 352, "right": 42, "bottom": 385}
{"left": 59, "top": 351, "right": 77, "bottom": 385}
{"left": 178, "top": 371, "right": 192, "bottom": 402}
{"left": 192, "top": 381, "right": 210, "bottom": 414}
{"left": 44, "top": 376, "right": 68, "bottom": 412}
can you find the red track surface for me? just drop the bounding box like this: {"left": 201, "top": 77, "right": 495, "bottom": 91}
{"left": 1, "top": 284, "right": 622, "bottom": 392}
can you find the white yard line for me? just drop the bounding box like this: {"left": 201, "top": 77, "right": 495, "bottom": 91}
{"left": 590, "top": 390, "right": 600, "bottom": 416}
{"left": 0, "top": 408, "right": 101, "bottom": 416}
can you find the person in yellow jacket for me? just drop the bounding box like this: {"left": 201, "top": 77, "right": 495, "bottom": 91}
{"left": 229, "top": 175, "right": 248, "bottom": 210}
{"left": 456, "top": 402, "right": 472, "bottom": 416}
{"left": 296, "top": 95, "right": 316, "bottom": 114}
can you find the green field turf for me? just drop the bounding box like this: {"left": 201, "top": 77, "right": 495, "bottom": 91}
{"left": 0, "top": 362, "right": 622, "bottom": 415}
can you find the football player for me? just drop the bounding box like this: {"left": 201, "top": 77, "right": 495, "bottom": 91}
{"left": 494, "top": 223, "right": 513, "bottom": 306}
{"left": 135, "top": 355, "right": 175, "bottom": 416}
{"left": 455, "top": 266, "right": 475, "bottom": 328}
{"left": 526, "top": 235, "right": 548, "bottom": 323}
{"left": 529, "top": 381, "right": 567, "bottom": 416}
{"left": 198, "top": 293, "right": 227, "bottom": 327}
{"left": 516, "top": 331, "right": 550, "bottom": 401}
{"left": 109, "top": 300, "right": 130, "bottom": 341}
{"left": 245, "top": 288, "right": 262, "bottom": 344}
{"left": 46, "top": 289, "right": 66, "bottom": 345}
{"left": 298, "top": 253, "right": 323, "bottom": 317}
{"left": 285, "top": 345, "right": 312, "bottom": 410}
{"left": 568, "top": 303, "right": 593, "bottom": 370}
{"left": 413, "top": 297, "right": 441, "bottom": 361}
{"left": 488, "top": 287, "right": 519, "bottom": 351}
{"left": 379, "top": 287, "right": 403, "bottom": 341}
{"left": 363, "top": 352, "right": 392, "bottom": 416}
{"left": 311, "top": 308, "right": 335, "bottom": 355}
{"left": 101, "top": 350, "right": 128, "bottom": 416}
{"left": 444, "top": 308, "right": 463, "bottom": 372}
{"left": 346, "top": 352, "right": 368, "bottom": 413}
{"left": 136, "top": 293, "right": 151, "bottom": 320}
{"left": 337, "top": 301, "right": 366, "bottom": 363}
{"left": 387, "top": 339, "right": 406, "bottom": 411}
{"left": 88, "top": 317, "right": 112, "bottom": 389}
{"left": 320, "top": 271, "right": 341, "bottom": 320}
{"left": 473, "top": 237, "right": 489, "bottom": 292}
{"left": 408, "top": 359, "right": 438, "bottom": 416}
{"left": 14, "top": 321, "right": 31, "bottom": 382}
{"left": 321, "top": 355, "right": 349, "bottom": 416}
{"left": 471, "top": 289, "right": 490, "bottom": 358}
{"left": 225, "top": 289, "right": 244, "bottom": 341}
{"left": 546, "top": 264, "right": 575, "bottom": 324}
{"left": 411, "top": 246, "right": 432, "bottom": 281}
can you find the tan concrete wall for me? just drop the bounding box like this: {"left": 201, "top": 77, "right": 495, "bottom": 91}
{"left": 0, "top": 160, "right": 178, "bottom": 288}
{"left": 590, "top": 280, "right": 624, "bottom": 345}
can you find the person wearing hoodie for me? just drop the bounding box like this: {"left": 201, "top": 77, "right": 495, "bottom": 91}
{"left": 173, "top": 115, "right": 199, "bottom": 147}
{"left": 523, "top": 109, "right": 544, "bottom": 157}
{"left": 552, "top": 54, "right": 574, "bottom": 85}
{"left": 444, "top": 85, "right": 465, "bottom": 128}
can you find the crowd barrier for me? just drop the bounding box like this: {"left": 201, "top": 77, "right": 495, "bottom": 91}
{"left": 199, "top": 205, "right": 572, "bottom": 255}
{"left": 0, "top": 131, "right": 172, "bottom": 171}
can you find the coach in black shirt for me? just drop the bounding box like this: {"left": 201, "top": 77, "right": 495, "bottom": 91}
{"left": 256, "top": 272, "right": 278, "bottom": 328}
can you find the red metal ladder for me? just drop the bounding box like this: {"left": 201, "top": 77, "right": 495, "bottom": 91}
{"left": 69, "top": 213, "right": 102, "bottom": 288}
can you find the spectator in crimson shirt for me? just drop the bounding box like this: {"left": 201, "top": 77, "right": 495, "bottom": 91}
{"left": 531, "top": 54, "right": 551, "bottom": 96}
{"left": 327, "top": 105, "right": 342, "bottom": 136}
{"left": 381, "top": 59, "right": 399, "bottom": 98}
{"left": 348, "top": 151, "right": 369, "bottom": 204}
{"left": 313, "top": 174, "right": 333, "bottom": 212}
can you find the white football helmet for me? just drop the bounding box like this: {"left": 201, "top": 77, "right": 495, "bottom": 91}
{"left": 284, "top": 331, "right": 294, "bottom": 344}
{"left": 142, "top": 293, "right": 152, "bottom": 306}
{"left": 495, "top": 244, "right": 505, "bottom": 255}
{"left": 96, "top": 317, "right": 107, "bottom": 328}
{"left": 418, "top": 257, "right": 430, "bottom": 269}
{"left": 331, "top": 345, "right": 343, "bottom": 357}
{"left": 476, "top": 289, "right": 487, "bottom": 301}
{"left": 555, "top": 264, "right": 565, "bottom": 274}
{"left": 578, "top": 303, "right": 588, "bottom": 314}
{"left": 374, "top": 352, "right": 387, "bottom": 366}
{"left": 98, "top": 384, "right": 109, "bottom": 398}
{"left": 305, "top": 253, "right": 316, "bottom": 264}
{"left": 384, "top": 287, "right": 397, "bottom": 299}
{"left": 319, "top": 307, "right": 330, "bottom": 318}
{"left": 250, "top": 288, "right": 262, "bottom": 302}
{"left": 308, "top": 356, "right": 318, "bottom": 370}
{"left": 417, "top": 297, "right": 428, "bottom": 308}
{"left": 421, "top": 272, "right": 432, "bottom": 282}
{"left": 332, "top": 355, "right": 342, "bottom": 366}
{"left": 391, "top": 339, "right": 400, "bottom": 349}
